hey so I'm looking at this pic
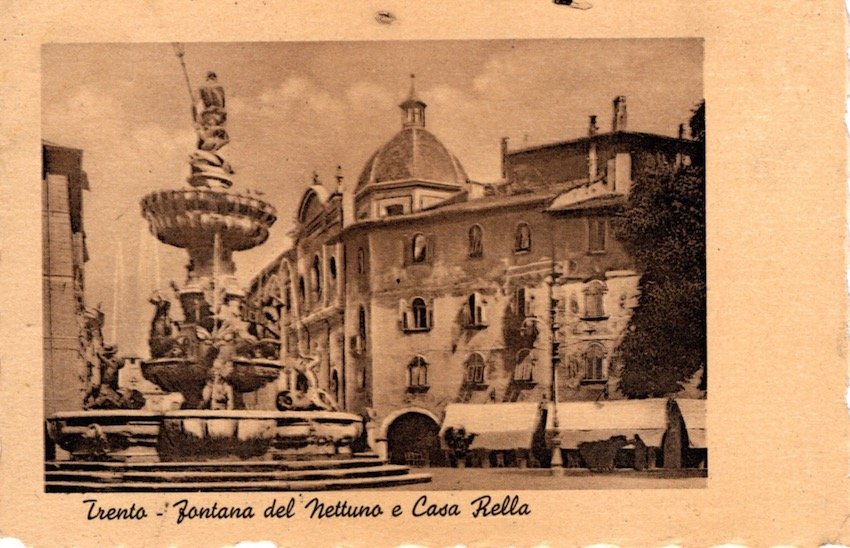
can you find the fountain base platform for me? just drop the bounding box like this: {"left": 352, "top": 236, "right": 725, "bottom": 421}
{"left": 46, "top": 410, "right": 431, "bottom": 491}
{"left": 45, "top": 455, "right": 431, "bottom": 492}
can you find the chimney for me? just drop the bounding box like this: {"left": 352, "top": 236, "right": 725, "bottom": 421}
{"left": 612, "top": 96, "right": 627, "bottom": 132}
{"left": 678, "top": 123, "right": 685, "bottom": 139}
{"left": 500, "top": 137, "right": 509, "bottom": 179}
{"left": 588, "top": 115, "right": 599, "bottom": 137}
{"left": 588, "top": 116, "right": 598, "bottom": 180}
{"left": 335, "top": 165, "right": 344, "bottom": 194}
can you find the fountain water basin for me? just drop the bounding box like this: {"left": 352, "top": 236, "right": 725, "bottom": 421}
{"left": 49, "top": 409, "right": 363, "bottom": 463}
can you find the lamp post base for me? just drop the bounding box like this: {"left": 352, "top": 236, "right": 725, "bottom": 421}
{"left": 550, "top": 439, "right": 564, "bottom": 475}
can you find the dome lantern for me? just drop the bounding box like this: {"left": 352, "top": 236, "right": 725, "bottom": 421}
{"left": 400, "top": 74, "right": 426, "bottom": 128}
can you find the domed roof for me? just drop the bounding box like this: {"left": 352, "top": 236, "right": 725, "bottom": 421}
{"left": 356, "top": 75, "right": 468, "bottom": 194}
{"left": 356, "top": 126, "right": 469, "bottom": 193}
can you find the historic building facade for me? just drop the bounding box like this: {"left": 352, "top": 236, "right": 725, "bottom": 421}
{"left": 42, "top": 142, "right": 91, "bottom": 416}
{"left": 245, "top": 88, "right": 700, "bottom": 463}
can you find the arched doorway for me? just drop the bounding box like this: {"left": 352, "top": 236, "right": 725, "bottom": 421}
{"left": 385, "top": 411, "right": 443, "bottom": 467}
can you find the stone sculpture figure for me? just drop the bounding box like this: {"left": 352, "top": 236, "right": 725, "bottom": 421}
{"left": 201, "top": 358, "right": 235, "bottom": 410}
{"left": 213, "top": 296, "right": 257, "bottom": 358}
{"left": 193, "top": 71, "right": 228, "bottom": 149}
{"left": 276, "top": 350, "right": 338, "bottom": 412}
{"left": 80, "top": 305, "right": 105, "bottom": 378}
{"left": 148, "top": 291, "right": 187, "bottom": 358}
{"left": 188, "top": 71, "right": 234, "bottom": 188}
{"left": 260, "top": 295, "right": 283, "bottom": 340}
{"left": 83, "top": 345, "right": 145, "bottom": 410}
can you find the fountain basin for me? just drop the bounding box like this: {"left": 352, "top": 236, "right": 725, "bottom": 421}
{"left": 141, "top": 188, "right": 277, "bottom": 251}
{"left": 47, "top": 410, "right": 162, "bottom": 462}
{"left": 141, "top": 356, "right": 283, "bottom": 408}
{"left": 47, "top": 409, "right": 364, "bottom": 462}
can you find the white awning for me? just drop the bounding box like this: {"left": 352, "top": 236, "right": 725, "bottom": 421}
{"left": 440, "top": 403, "right": 541, "bottom": 451}
{"left": 676, "top": 398, "right": 707, "bottom": 448}
{"left": 546, "top": 399, "right": 669, "bottom": 448}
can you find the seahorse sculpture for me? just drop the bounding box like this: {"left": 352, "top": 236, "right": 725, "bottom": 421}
{"left": 275, "top": 352, "right": 339, "bottom": 412}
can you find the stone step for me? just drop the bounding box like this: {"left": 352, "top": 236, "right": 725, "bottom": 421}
{"left": 45, "top": 473, "right": 433, "bottom": 492}
{"left": 46, "top": 456, "right": 382, "bottom": 473}
{"left": 46, "top": 464, "right": 412, "bottom": 484}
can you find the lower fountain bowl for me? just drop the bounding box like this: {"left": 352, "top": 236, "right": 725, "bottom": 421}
{"left": 47, "top": 410, "right": 163, "bottom": 462}
{"left": 141, "top": 357, "right": 284, "bottom": 408}
{"left": 47, "top": 409, "right": 364, "bottom": 462}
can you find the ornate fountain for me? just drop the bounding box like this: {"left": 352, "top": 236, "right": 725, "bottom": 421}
{"left": 45, "top": 52, "right": 429, "bottom": 490}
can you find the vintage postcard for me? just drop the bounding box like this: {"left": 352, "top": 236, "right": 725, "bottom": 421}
{"left": 0, "top": 1, "right": 847, "bottom": 546}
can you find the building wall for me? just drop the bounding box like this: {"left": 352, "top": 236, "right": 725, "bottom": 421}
{"left": 43, "top": 148, "right": 88, "bottom": 415}
{"left": 245, "top": 127, "right": 697, "bottom": 449}
{"left": 245, "top": 190, "right": 349, "bottom": 410}
{"left": 352, "top": 196, "right": 638, "bottom": 431}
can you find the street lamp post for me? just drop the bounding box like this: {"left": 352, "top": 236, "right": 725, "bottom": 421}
{"left": 545, "top": 268, "right": 564, "bottom": 475}
{"left": 521, "top": 262, "right": 565, "bottom": 475}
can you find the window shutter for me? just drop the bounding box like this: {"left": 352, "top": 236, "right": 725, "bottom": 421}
{"left": 403, "top": 238, "right": 412, "bottom": 266}
{"left": 476, "top": 292, "right": 488, "bottom": 325}
{"left": 399, "top": 299, "right": 409, "bottom": 330}
{"left": 426, "top": 234, "right": 436, "bottom": 263}
{"left": 427, "top": 297, "right": 435, "bottom": 329}
{"left": 515, "top": 287, "right": 525, "bottom": 316}
{"left": 461, "top": 301, "right": 471, "bottom": 327}
{"left": 525, "top": 293, "right": 535, "bottom": 318}
{"left": 600, "top": 219, "right": 607, "bottom": 250}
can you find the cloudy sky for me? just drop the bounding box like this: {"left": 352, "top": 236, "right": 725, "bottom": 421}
{"left": 42, "top": 39, "right": 702, "bottom": 355}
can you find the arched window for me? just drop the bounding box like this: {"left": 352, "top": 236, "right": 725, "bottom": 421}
{"left": 411, "top": 297, "right": 429, "bottom": 329}
{"left": 298, "top": 276, "right": 306, "bottom": 307}
{"left": 400, "top": 297, "right": 433, "bottom": 331}
{"left": 412, "top": 233, "right": 428, "bottom": 263}
{"left": 464, "top": 353, "right": 486, "bottom": 384}
{"left": 327, "top": 256, "right": 337, "bottom": 296}
{"left": 514, "top": 222, "right": 531, "bottom": 252}
{"left": 468, "top": 225, "right": 483, "bottom": 257}
{"left": 514, "top": 349, "right": 536, "bottom": 382}
{"left": 583, "top": 280, "right": 607, "bottom": 319}
{"left": 311, "top": 256, "right": 322, "bottom": 299}
{"left": 407, "top": 355, "right": 428, "bottom": 390}
{"left": 584, "top": 343, "right": 607, "bottom": 381}
{"left": 357, "top": 247, "right": 365, "bottom": 275}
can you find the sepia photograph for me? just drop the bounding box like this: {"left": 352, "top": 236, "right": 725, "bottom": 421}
{"left": 0, "top": 0, "right": 842, "bottom": 544}
{"left": 40, "top": 39, "right": 707, "bottom": 493}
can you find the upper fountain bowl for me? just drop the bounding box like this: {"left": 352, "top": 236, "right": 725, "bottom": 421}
{"left": 141, "top": 189, "right": 277, "bottom": 251}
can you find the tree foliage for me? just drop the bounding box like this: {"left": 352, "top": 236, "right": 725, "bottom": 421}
{"left": 613, "top": 121, "right": 706, "bottom": 398}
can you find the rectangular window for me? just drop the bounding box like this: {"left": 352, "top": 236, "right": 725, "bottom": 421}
{"left": 588, "top": 218, "right": 607, "bottom": 252}
{"left": 384, "top": 204, "right": 404, "bottom": 216}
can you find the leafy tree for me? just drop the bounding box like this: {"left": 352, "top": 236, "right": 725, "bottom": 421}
{"left": 689, "top": 101, "right": 706, "bottom": 143}
{"left": 613, "top": 107, "right": 706, "bottom": 397}
{"left": 443, "top": 426, "right": 476, "bottom": 467}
